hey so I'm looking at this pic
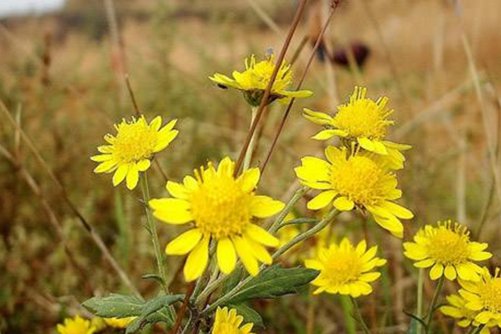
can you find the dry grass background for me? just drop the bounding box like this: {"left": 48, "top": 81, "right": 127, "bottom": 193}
{"left": 1, "top": 0, "right": 500, "bottom": 332}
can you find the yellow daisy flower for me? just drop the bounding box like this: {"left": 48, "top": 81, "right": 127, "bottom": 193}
{"left": 403, "top": 221, "right": 491, "bottom": 281}
{"left": 103, "top": 316, "right": 136, "bottom": 328}
{"left": 440, "top": 293, "right": 491, "bottom": 333}
{"left": 149, "top": 157, "right": 284, "bottom": 281}
{"left": 303, "top": 86, "right": 411, "bottom": 169}
{"left": 305, "top": 238, "right": 386, "bottom": 297}
{"left": 295, "top": 146, "right": 413, "bottom": 238}
{"left": 211, "top": 307, "right": 254, "bottom": 334}
{"left": 209, "top": 54, "right": 312, "bottom": 106}
{"left": 57, "top": 316, "right": 96, "bottom": 334}
{"left": 91, "top": 116, "right": 178, "bottom": 190}
{"left": 456, "top": 267, "right": 501, "bottom": 328}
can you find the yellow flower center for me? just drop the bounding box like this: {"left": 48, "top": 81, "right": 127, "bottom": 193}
{"left": 426, "top": 224, "right": 470, "bottom": 265}
{"left": 332, "top": 89, "right": 392, "bottom": 139}
{"left": 190, "top": 173, "right": 252, "bottom": 239}
{"left": 112, "top": 119, "right": 159, "bottom": 164}
{"left": 324, "top": 248, "right": 363, "bottom": 285}
{"left": 331, "top": 156, "right": 387, "bottom": 205}
{"left": 479, "top": 278, "right": 501, "bottom": 313}
{"left": 240, "top": 55, "right": 292, "bottom": 92}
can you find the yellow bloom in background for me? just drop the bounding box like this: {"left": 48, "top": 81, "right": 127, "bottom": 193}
{"left": 209, "top": 54, "right": 312, "bottom": 106}
{"left": 295, "top": 146, "right": 413, "bottom": 238}
{"left": 458, "top": 267, "right": 501, "bottom": 328}
{"left": 57, "top": 316, "right": 96, "bottom": 334}
{"left": 150, "top": 157, "right": 284, "bottom": 281}
{"left": 91, "top": 116, "right": 178, "bottom": 190}
{"left": 104, "top": 316, "right": 137, "bottom": 328}
{"left": 403, "top": 221, "right": 491, "bottom": 281}
{"left": 211, "top": 307, "right": 254, "bottom": 334}
{"left": 305, "top": 238, "right": 386, "bottom": 297}
{"left": 303, "top": 86, "right": 411, "bottom": 169}
{"left": 440, "top": 293, "right": 491, "bottom": 334}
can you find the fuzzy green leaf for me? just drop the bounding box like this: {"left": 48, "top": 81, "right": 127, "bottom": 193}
{"left": 125, "top": 294, "right": 183, "bottom": 333}
{"left": 82, "top": 294, "right": 144, "bottom": 318}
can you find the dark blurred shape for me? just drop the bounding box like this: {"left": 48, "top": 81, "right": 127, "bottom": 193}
{"left": 332, "top": 42, "right": 371, "bottom": 68}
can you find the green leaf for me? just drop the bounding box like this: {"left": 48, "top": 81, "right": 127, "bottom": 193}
{"left": 226, "top": 265, "right": 319, "bottom": 304}
{"left": 142, "top": 273, "right": 166, "bottom": 286}
{"left": 125, "top": 294, "right": 183, "bottom": 334}
{"left": 82, "top": 294, "right": 144, "bottom": 318}
{"left": 226, "top": 303, "right": 264, "bottom": 328}
{"left": 222, "top": 267, "right": 243, "bottom": 295}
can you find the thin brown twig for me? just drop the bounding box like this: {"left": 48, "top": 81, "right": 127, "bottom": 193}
{"left": 261, "top": 5, "right": 338, "bottom": 173}
{"left": 170, "top": 282, "right": 195, "bottom": 334}
{"left": 125, "top": 74, "right": 142, "bottom": 117}
{"left": 233, "top": 0, "right": 309, "bottom": 176}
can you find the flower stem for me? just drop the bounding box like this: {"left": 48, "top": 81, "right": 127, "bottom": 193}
{"left": 425, "top": 275, "right": 445, "bottom": 333}
{"left": 243, "top": 107, "right": 258, "bottom": 171}
{"left": 468, "top": 324, "right": 486, "bottom": 334}
{"left": 350, "top": 296, "right": 370, "bottom": 334}
{"left": 416, "top": 268, "right": 424, "bottom": 334}
{"left": 140, "top": 172, "right": 168, "bottom": 292}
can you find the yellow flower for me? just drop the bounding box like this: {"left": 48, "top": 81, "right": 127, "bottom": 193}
{"left": 104, "top": 317, "right": 136, "bottom": 328}
{"left": 57, "top": 316, "right": 96, "bottom": 334}
{"left": 457, "top": 267, "right": 501, "bottom": 329}
{"left": 440, "top": 293, "right": 491, "bottom": 333}
{"left": 303, "top": 86, "right": 411, "bottom": 169}
{"left": 209, "top": 54, "right": 312, "bottom": 106}
{"left": 211, "top": 307, "right": 254, "bottom": 334}
{"left": 403, "top": 221, "right": 491, "bottom": 281}
{"left": 305, "top": 238, "right": 386, "bottom": 297}
{"left": 295, "top": 146, "right": 413, "bottom": 238}
{"left": 91, "top": 116, "right": 178, "bottom": 190}
{"left": 149, "top": 157, "right": 284, "bottom": 281}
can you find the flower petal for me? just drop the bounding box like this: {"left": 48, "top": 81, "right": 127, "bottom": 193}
{"left": 112, "top": 164, "right": 129, "bottom": 186}
{"left": 126, "top": 165, "right": 139, "bottom": 190}
{"left": 307, "top": 190, "right": 337, "bottom": 210}
{"left": 333, "top": 196, "right": 355, "bottom": 211}
{"left": 233, "top": 236, "right": 259, "bottom": 277}
{"left": 184, "top": 236, "right": 210, "bottom": 281}
{"left": 217, "top": 238, "right": 237, "bottom": 274}
{"left": 245, "top": 224, "right": 279, "bottom": 247}
{"left": 250, "top": 196, "right": 284, "bottom": 218}
{"left": 166, "top": 229, "right": 203, "bottom": 255}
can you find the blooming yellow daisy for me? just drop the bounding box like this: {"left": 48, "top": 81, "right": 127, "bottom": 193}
{"left": 91, "top": 116, "right": 178, "bottom": 190}
{"left": 403, "top": 221, "right": 491, "bottom": 281}
{"left": 440, "top": 293, "right": 491, "bottom": 333}
{"left": 303, "top": 86, "right": 410, "bottom": 169}
{"left": 305, "top": 238, "right": 386, "bottom": 297}
{"left": 149, "top": 157, "right": 284, "bottom": 281}
{"left": 295, "top": 146, "right": 413, "bottom": 238}
{"left": 209, "top": 54, "right": 312, "bottom": 106}
{"left": 211, "top": 307, "right": 254, "bottom": 334}
{"left": 103, "top": 316, "right": 136, "bottom": 328}
{"left": 57, "top": 316, "right": 96, "bottom": 334}
{"left": 457, "top": 267, "right": 501, "bottom": 328}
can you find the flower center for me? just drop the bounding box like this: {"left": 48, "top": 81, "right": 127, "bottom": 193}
{"left": 324, "top": 249, "right": 363, "bottom": 285}
{"left": 190, "top": 174, "right": 252, "bottom": 239}
{"left": 332, "top": 98, "right": 391, "bottom": 139}
{"left": 426, "top": 227, "right": 470, "bottom": 265}
{"left": 112, "top": 120, "right": 158, "bottom": 163}
{"left": 479, "top": 278, "right": 501, "bottom": 313}
{"left": 331, "top": 156, "right": 387, "bottom": 205}
{"left": 241, "top": 56, "right": 292, "bottom": 92}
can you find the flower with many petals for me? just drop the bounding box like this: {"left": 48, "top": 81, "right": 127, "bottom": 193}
{"left": 440, "top": 293, "right": 491, "bottom": 333}
{"left": 210, "top": 54, "right": 312, "bottom": 106}
{"left": 57, "top": 316, "right": 96, "bottom": 334}
{"left": 149, "top": 157, "right": 284, "bottom": 281}
{"left": 403, "top": 221, "right": 491, "bottom": 281}
{"left": 211, "top": 307, "right": 254, "bottom": 334}
{"left": 295, "top": 146, "right": 413, "bottom": 238}
{"left": 303, "top": 86, "right": 410, "bottom": 169}
{"left": 92, "top": 116, "right": 178, "bottom": 190}
{"left": 305, "top": 238, "right": 386, "bottom": 297}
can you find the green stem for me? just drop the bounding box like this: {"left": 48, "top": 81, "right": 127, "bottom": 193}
{"left": 416, "top": 269, "right": 424, "bottom": 334}
{"left": 267, "top": 186, "right": 308, "bottom": 233}
{"left": 140, "top": 173, "right": 168, "bottom": 292}
{"left": 425, "top": 275, "right": 445, "bottom": 333}
{"left": 243, "top": 107, "right": 258, "bottom": 171}
{"left": 350, "top": 296, "right": 370, "bottom": 334}
{"left": 468, "top": 324, "right": 486, "bottom": 334}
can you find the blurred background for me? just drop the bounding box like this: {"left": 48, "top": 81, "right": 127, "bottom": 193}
{"left": 1, "top": 0, "right": 500, "bottom": 332}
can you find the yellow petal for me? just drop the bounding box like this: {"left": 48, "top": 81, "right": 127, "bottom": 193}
{"left": 150, "top": 116, "right": 162, "bottom": 131}
{"left": 184, "top": 236, "right": 210, "bottom": 281}
{"left": 444, "top": 265, "right": 457, "bottom": 280}
{"left": 303, "top": 108, "right": 333, "bottom": 125}
{"left": 166, "top": 181, "right": 189, "bottom": 199}
{"left": 250, "top": 196, "right": 284, "bottom": 218}
{"left": 126, "top": 165, "right": 139, "bottom": 190}
{"left": 381, "top": 201, "right": 414, "bottom": 219}
{"left": 91, "top": 154, "right": 112, "bottom": 162}
{"left": 112, "top": 164, "right": 129, "bottom": 186}
{"left": 430, "top": 263, "right": 444, "bottom": 280}
{"left": 239, "top": 167, "right": 260, "bottom": 192}
{"left": 149, "top": 198, "right": 193, "bottom": 224}
{"left": 136, "top": 159, "right": 151, "bottom": 172}
{"left": 246, "top": 238, "right": 273, "bottom": 265}
{"left": 233, "top": 236, "right": 259, "bottom": 276}
{"left": 311, "top": 129, "right": 345, "bottom": 141}
{"left": 372, "top": 212, "right": 403, "bottom": 238}
{"left": 154, "top": 129, "right": 178, "bottom": 152}
{"left": 333, "top": 196, "right": 355, "bottom": 211}
{"left": 307, "top": 190, "right": 337, "bottom": 210}
{"left": 94, "top": 160, "right": 117, "bottom": 173}
{"left": 217, "top": 238, "right": 237, "bottom": 274}
{"left": 245, "top": 224, "right": 279, "bottom": 247}
{"left": 166, "top": 229, "right": 203, "bottom": 255}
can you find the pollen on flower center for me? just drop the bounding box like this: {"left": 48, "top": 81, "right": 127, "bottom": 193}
{"left": 324, "top": 251, "right": 363, "bottom": 285}
{"left": 427, "top": 227, "right": 470, "bottom": 265}
{"left": 190, "top": 175, "right": 252, "bottom": 239}
{"left": 331, "top": 156, "right": 383, "bottom": 205}
{"left": 113, "top": 121, "right": 158, "bottom": 163}
{"left": 479, "top": 278, "right": 501, "bottom": 312}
